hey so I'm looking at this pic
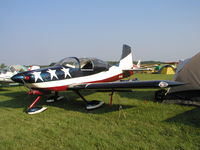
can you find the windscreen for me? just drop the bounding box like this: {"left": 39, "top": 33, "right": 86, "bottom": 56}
{"left": 54, "top": 57, "right": 80, "bottom": 69}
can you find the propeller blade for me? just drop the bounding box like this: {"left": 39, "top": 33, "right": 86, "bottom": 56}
{"left": 21, "top": 78, "right": 32, "bottom": 91}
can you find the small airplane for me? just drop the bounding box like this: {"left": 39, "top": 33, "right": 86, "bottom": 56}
{"left": 28, "top": 65, "right": 40, "bottom": 71}
{"left": 0, "top": 65, "right": 28, "bottom": 86}
{"left": 11, "top": 44, "right": 183, "bottom": 114}
{"left": 0, "top": 65, "right": 40, "bottom": 86}
{"left": 133, "top": 60, "right": 141, "bottom": 69}
{"left": 131, "top": 60, "right": 153, "bottom": 71}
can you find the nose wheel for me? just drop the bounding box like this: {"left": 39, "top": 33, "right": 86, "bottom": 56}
{"left": 27, "top": 106, "right": 47, "bottom": 114}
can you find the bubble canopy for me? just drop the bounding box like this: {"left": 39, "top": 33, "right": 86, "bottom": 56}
{"left": 55, "top": 57, "right": 110, "bottom": 71}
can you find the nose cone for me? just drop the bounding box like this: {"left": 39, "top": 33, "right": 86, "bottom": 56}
{"left": 11, "top": 73, "right": 24, "bottom": 83}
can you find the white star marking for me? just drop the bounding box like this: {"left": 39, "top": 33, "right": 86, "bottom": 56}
{"left": 61, "top": 67, "right": 71, "bottom": 78}
{"left": 47, "top": 69, "right": 58, "bottom": 80}
{"left": 32, "top": 72, "right": 43, "bottom": 82}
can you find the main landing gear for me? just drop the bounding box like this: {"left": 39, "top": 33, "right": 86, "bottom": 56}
{"left": 46, "top": 92, "right": 64, "bottom": 103}
{"left": 74, "top": 90, "right": 104, "bottom": 110}
{"left": 26, "top": 90, "right": 105, "bottom": 114}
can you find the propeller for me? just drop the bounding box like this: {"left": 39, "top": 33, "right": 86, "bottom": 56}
{"left": 21, "top": 76, "right": 32, "bottom": 91}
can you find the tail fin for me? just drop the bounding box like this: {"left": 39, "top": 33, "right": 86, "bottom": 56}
{"left": 119, "top": 44, "right": 133, "bottom": 70}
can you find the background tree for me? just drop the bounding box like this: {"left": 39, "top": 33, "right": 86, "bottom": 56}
{"left": 0, "top": 63, "right": 6, "bottom": 69}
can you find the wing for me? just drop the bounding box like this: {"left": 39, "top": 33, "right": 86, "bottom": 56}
{"left": 69, "top": 80, "right": 184, "bottom": 90}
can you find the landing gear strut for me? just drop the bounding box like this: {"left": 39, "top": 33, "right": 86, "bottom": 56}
{"left": 27, "top": 96, "right": 47, "bottom": 114}
{"left": 74, "top": 90, "right": 104, "bottom": 110}
{"left": 46, "top": 92, "right": 64, "bottom": 103}
{"left": 26, "top": 90, "right": 51, "bottom": 114}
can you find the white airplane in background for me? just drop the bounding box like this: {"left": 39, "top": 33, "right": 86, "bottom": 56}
{"left": 132, "top": 60, "right": 141, "bottom": 70}
{"left": 0, "top": 65, "right": 40, "bottom": 86}
{"left": 0, "top": 65, "right": 27, "bottom": 84}
{"left": 28, "top": 65, "right": 40, "bottom": 71}
{"left": 131, "top": 60, "right": 153, "bottom": 71}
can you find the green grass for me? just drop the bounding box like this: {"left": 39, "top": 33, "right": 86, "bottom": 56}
{"left": 0, "top": 74, "right": 199, "bottom": 150}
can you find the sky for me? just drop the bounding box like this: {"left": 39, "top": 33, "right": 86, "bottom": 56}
{"left": 0, "top": 0, "right": 200, "bottom": 65}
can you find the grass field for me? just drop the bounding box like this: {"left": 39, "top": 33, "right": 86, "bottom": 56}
{"left": 0, "top": 74, "right": 199, "bottom": 150}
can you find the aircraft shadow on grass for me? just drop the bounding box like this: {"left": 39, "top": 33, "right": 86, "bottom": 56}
{"left": 117, "top": 90, "right": 156, "bottom": 101}
{"left": 0, "top": 88, "right": 9, "bottom": 91}
{"left": 0, "top": 90, "right": 134, "bottom": 114}
{"left": 118, "top": 90, "right": 200, "bottom": 128}
{"left": 2, "top": 88, "right": 199, "bottom": 128}
{"left": 165, "top": 107, "right": 200, "bottom": 128}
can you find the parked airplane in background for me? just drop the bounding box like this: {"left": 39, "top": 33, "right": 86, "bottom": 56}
{"left": 0, "top": 65, "right": 40, "bottom": 86}
{"left": 132, "top": 60, "right": 141, "bottom": 69}
{"left": 28, "top": 65, "right": 40, "bottom": 71}
{"left": 11, "top": 44, "right": 183, "bottom": 114}
{"left": 131, "top": 60, "right": 153, "bottom": 71}
{"left": 0, "top": 65, "right": 28, "bottom": 85}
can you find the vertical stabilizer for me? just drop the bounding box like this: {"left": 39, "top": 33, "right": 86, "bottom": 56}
{"left": 119, "top": 44, "right": 133, "bottom": 69}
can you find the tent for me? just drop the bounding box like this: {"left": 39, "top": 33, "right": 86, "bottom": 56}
{"left": 155, "top": 52, "right": 200, "bottom": 106}
{"left": 158, "top": 65, "right": 176, "bottom": 74}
